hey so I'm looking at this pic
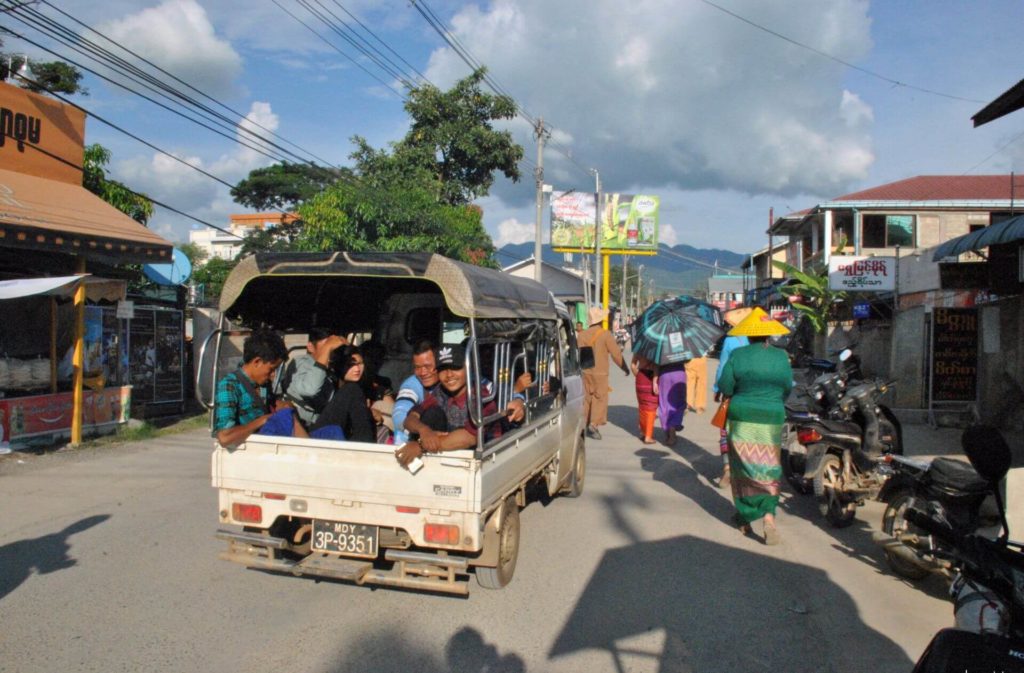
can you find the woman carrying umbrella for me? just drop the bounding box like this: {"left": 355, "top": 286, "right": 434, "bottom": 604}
{"left": 716, "top": 307, "right": 792, "bottom": 545}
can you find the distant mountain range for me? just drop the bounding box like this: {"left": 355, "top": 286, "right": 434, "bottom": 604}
{"left": 496, "top": 242, "right": 747, "bottom": 294}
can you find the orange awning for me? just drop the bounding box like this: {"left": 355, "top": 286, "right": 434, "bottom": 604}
{"left": 0, "top": 167, "right": 172, "bottom": 264}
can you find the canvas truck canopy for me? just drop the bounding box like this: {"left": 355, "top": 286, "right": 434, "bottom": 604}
{"left": 218, "top": 252, "right": 558, "bottom": 328}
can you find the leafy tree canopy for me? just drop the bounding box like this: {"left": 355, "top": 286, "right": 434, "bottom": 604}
{"left": 390, "top": 67, "right": 522, "bottom": 206}
{"left": 83, "top": 144, "right": 154, "bottom": 225}
{"left": 230, "top": 162, "right": 349, "bottom": 211}
{"left": 192, "top": 257, "right": 237, "bottom": 307}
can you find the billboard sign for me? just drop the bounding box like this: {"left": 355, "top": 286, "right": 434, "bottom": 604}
{"left": 551, "top": 191, "right": 659, "bottom": 254}
{"left": 828, "top": 256, "right": 896, "bottom": 292}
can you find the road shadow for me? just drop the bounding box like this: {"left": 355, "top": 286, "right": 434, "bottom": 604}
{"left": 634, "top": 444, "right": 735, "bottom": 531}
{"left": 326, "top": 626, "right": 525, "bottom": 673}
{"left": 0, "top": 514, "right": 111, "bottom": 601}
{"left": 550, "top": 534, "right": 915, "bottom": 673}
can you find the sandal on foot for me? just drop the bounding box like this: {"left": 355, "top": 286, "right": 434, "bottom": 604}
{"left": 719, "top": 466, "right": 731, "bottom": 489}
{"left": 732, "top": 513, "right": 751, "bottom": 535}
{"left": 763, "top": 523, "right": 780, "bottom": 546}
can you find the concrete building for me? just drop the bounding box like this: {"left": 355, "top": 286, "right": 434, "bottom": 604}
{"left": 189, "top": 212, "right": 298, "bottom": 261}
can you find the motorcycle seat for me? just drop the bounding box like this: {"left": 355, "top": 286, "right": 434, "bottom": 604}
{"left": 928, "top": 457, "right": 990, "bottom": 494}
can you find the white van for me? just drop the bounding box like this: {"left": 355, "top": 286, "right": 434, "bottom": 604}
{"left": 200, "top": 252, "right": 586, "bottom": 594}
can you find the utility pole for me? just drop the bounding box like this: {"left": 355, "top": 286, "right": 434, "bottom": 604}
{"left": 620, "top": 255, "right": 628, "bottom": 326}
{"left": 590, "top": 169, "right": 601, "bottom": 306}
{"left": 533, "top": 117, "right": 547, "bottom": 282}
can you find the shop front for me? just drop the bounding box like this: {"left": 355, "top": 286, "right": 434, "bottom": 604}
{"left": 0, "top": 81, "right": 173, "bottom": 447}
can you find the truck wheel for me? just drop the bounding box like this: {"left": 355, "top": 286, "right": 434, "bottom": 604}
{"left": 813, "top": 453, "right": 856, "bottom": 528}
{"left": 559, "top": 442, "right": 586, "bottom": 498}
{"left": 881, "top": 491, "right": 930, "bottom": 580}
{"left": 476, "top": 495, "right": 520, "bottom": 589}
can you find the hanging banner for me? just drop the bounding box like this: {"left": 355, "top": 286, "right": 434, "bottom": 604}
{"left": 551, "top": 191, "right": 659, "bottom": 254}
{"left": 828, "top": 256, "right": 896, "bottom": 291}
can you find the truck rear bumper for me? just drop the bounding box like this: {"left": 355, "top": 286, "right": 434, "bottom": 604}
{"left": 216, "top": 529, "right": 470, "bottom": 596}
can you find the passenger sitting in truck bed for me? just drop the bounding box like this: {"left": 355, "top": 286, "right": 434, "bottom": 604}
{"left": 214, "top": 329, "right": 306, "bottom": 447}
{"left": 395, "top": 344, "right": 525, "bottom": 467}
{"left": 308, "top": 345, "right": 377, "bottom": 442}
{"left": 391, "top": 340, "right": 443, "bottom": 445}
{"left": 276, "top": 326, "right": 347, "bottom": 426}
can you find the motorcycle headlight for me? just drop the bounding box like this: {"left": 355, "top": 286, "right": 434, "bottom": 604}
{"left": 813, "top": 389, "right": 824, "bottom": 400}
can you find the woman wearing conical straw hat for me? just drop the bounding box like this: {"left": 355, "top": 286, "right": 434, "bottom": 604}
{"left": 713, "top": 307, "right": 752, "bottom": 488}
{"left": 716, "top": 307, "right": 793, "bottom": 545}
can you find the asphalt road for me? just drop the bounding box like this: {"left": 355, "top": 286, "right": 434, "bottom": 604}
{"left": 0, "top": 363, "right": 953, "bottom": 673}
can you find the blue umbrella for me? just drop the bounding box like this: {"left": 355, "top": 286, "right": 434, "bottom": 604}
{"left": 674, "top": 295, "right": 724, "bottom": 327}
{"left": 630, "top": 297, "right": 725, "bottom": 365}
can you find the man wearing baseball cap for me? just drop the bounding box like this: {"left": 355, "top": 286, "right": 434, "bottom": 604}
{"left": 395, "top": 344, "right": 525, "bottom": 467}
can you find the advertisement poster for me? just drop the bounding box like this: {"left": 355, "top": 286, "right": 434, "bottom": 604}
{"left": 930, "top": 307, "right": 978, "bottom": 403}
{"left": 551, "top": 192, "right": 659, "bottom": 253}
{"left": 0, "top": 386, "right": 131, "bottom": 447}
{"left": 828, "top": 256, "right": 896, "bottom": 292}
{"left": 129, "top": 308, "right": 156, "bottom": 404}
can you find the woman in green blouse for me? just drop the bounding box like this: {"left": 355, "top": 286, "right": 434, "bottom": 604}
{"left": 716, "top": 307, "right": 793, "bottom": 545}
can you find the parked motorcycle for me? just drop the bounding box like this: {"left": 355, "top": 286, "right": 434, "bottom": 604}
{"left": 904, "top": 426, "right": 1024, "bottom": 673}
{"left": 792, "top": 378, "right": 903, "bottom": 527}
{"left": 871, "top": 436, "right": 997, "bottom": 580}
{"left": 782, "top": 348, "right": 867, "bottom": 495}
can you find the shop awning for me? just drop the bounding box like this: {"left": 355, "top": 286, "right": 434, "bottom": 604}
{"left": 932, "top": 214, "right": 1024, "bottom": 261}
{"left": 0, "top": 275, "right": 126, "bottom": 302}
{"left": 0, "top": 168, "right": 172, "bottom": 264}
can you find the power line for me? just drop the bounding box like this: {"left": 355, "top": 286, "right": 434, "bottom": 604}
{"left": 697, "top": 0, "right": 984, "bottom": 104}
{"left": 36, "top": 0, "right": 338, "bottom": 168}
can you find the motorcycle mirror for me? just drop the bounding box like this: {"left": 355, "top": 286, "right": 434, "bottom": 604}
{"left": 961, "top": 425, "right": 1011, "bottom": 484}
{"left": 839, "top": 348, "right": 852, "bottom": 362}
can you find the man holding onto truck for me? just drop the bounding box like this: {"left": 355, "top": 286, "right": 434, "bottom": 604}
{"left": 391, "top": 340, "right": 443, "bottom": 445}
{"left": 395, "top": 344, "right": 524, "bottom": 467}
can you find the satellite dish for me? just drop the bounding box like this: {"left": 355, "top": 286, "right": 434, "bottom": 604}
{"left": 143, "top": 248, "right": 192, "bottom": 286}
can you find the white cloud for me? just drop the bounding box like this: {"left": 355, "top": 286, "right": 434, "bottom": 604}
{"left": 495, "top": 217, "right": 536, "bottom": 247}
{"left": 426, "top": 0, "right": 876, "bottom": 202}
{"left": 98, "top": 0, "right": 243, "bottom": 96}
{"left": 659, "top": 223, "right": 678, "bottom": 247}
{"left": 111, "top": 101, "right": 280, "bottom": 243}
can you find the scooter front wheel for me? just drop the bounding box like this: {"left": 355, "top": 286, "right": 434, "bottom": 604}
{"left": 813, "top": 453, "right": 857, "bottom": 528}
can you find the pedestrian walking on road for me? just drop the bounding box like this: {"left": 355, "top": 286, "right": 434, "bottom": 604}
{"left": 631, "top": 352, "right": 659, "bottom": 444}
{"left": 713, "top": 307, "right": 751, "bottom": 488}
{"left": 657, "top": 361, "right": 687, "bottom": 445}
{"left": 716, "top": 307, "right": 792, "bottom": 545}
{"left": 685, "top": 356, "right": 708, "bottom": 413}
{"left": 579, "top": 306, "right": 629, "bottom": 440}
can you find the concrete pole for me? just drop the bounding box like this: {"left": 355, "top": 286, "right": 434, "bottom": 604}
{"left": 533, "top": 118, "right": 546, "bottom": 282}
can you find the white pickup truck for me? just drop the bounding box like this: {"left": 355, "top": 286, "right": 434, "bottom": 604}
{"left": 201, "top": 252, "right": 586, "bottom": 595}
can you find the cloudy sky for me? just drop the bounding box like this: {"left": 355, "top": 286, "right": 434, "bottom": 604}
{"left": 6, "top": 0, "right": 1024, "bottom": 262}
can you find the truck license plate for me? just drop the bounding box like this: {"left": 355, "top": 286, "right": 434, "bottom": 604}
{"left": 311, "top": 520, "right": 379, "bottom": 558}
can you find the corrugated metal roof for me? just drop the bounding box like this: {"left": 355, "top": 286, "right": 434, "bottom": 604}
{"left": 833, "top": 175, "right": 1024, "bottom": 202}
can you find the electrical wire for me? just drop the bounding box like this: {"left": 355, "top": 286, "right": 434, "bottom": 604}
{"left": 696, "top": 0, "right": 984, "bottom": 105}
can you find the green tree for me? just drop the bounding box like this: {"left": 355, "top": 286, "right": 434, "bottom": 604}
{"left": 391, "top": 67, "right": 522, "bottom": 206}
{"left": 83, "top": 144, "right": 154, "bottom": 224}
{"left": 297, "top": 177, "right": 496, "bottom": 266}
{"left": 230, "top": 162, "right": 348, "bottom": 211}
{"left": 0, "top": 40, "right": 87, "bottom": 95}
{"left": 191, "top": 257, "right": 237, "bottom": 306}
{"left": 772, "top": 260, "right": 847, "bottom": 333}
{"left": 177, "top": 241, "right": 209, "bottom": 267}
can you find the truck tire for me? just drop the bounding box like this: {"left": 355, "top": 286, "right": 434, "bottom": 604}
{"left": 476, "top": 495, "right": 520, "bottom": 589}
{"left": 559, "top": 441, "right": 586, "bottom": 498}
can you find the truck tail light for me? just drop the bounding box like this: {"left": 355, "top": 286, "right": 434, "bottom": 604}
{"left": 424, "top": 523, "right": 460, "bottom": 544}
{"left": 262, "top": 492, "right": 286, "bottom": 500}
{"left": 396, "top": 506, "right": 420, "bottom": 513}
{"left": 797, "top": 427, "right": 822, "bottom": 445}
{"left": 232, "top": 503, "right": 262, "bottom": 523}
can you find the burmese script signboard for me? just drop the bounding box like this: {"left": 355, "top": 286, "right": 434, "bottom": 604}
{"left": 930, "top": 307, "right": 978, "bottom": 403}
{"left": 828, "top": 256, "right": 896, "bottom": 292}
